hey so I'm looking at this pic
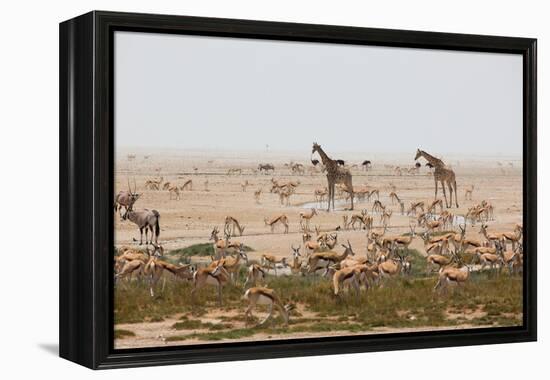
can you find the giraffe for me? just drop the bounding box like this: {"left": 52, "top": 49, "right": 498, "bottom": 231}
{"left": 414, "top": 149, "right": 459, "bottom": 208}
{"left": 312, "top": 142, "right": 354, "bottom": 211}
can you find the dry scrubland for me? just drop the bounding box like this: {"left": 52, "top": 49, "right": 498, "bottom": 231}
{"left": 114, "top": 149, "right": 523, "bottom": 349}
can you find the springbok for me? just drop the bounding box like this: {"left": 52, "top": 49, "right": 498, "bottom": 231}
{"left": 123, "top": 208, "right": 160, "bottom": 245}
{"left": 479, "top": 224, "right": 506, "bottom": 247}
{"left": 502, "top": 224, "right": 523, "bottom": 251}
{"left": 191, "top": 264, "right": 229, "bottom": 306}
{"left": 389, "top": 191, "right": 400, "bottom": 205}
{"left": 144, "top": 254, "right": 194, "bottom": 297}
{"left": 307, "top": 241, "right": 355, "bottom": 274}
{"left": 392, "top": 223, "right": 417, "bottom": 250}
{"left": 377, "top": 250, "right": 405, "bottom": 281}
{"left": 264, "top": 214, "right": 289, "bottom": 234}
{"left": 495, "top": 241, "right": 522, "bottom": 275}
{"left": 426, "top": 254, "right": 452, "bottom": 273}
{"left": 254, "top": 188, "right": 262, "bottom": 204}
{"left": 380, "top": 209, "right": 393, "bottom": 227}
{"left": 464, "top": 185, "right": 474, "bottom": 200}
{"left": 349, "top": 209, "right": 369, "bottom": 230}
{"left": 427, "top": 199, "right": 444, "bottom": 215}
{"left": 243, "top": 287, "right": 294, "bottom": 326}
{"left": 224, "top": 216, "right": 245, "bottom": 236}
{"left": 261, "top": 254, "right": 288, "bottom": 275}
{"left": 244, "top": 264, "right": 266, "bottom": 288}
{"left": 472, "top": 246, "right": 501, "bottom": 272}
{"left": 314, "top": 187, "right": 328, "bottom": 204}
{"left": 168, "top": 185, "right": 180, "bottom": 200}
{"left": 289, "top": 245, "right": 305, "bottom": 275}
{"left": 299, "top": 208, "right": 317, "bottom": 231}
{"left": 408, "top": 201, "right": 425, "bottom": 216}
{"left": 180, "top": 179, "right": 193, "bottom": 191}
{"left": 209, "top": 244, "right": 248, "bottom": 283}
{"left": 332, "top": 265, "right": 363, "bottom": 299}
{"left": 434, "top": 263, "right": 471, "bottom": 293}
{"left": 372, "top": 200, "right": 385, "bottom": 213}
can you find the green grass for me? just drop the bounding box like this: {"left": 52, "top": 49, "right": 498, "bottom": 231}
{"left": 115, "top": 262, "right": 523, "bottom": 340}
{"left": 168, "top": 243, "right": 254, "bottom": 259}
{"left": 114, "top": 329, "right": 135, "bottom": 339}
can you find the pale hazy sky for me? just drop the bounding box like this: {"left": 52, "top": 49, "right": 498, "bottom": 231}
{"left": 114, "top": 31, "right": 523, "bottom": 156}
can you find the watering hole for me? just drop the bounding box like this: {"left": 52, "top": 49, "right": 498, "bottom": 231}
{"left": 298, "top": 199, "right": 466, "bottom": 226}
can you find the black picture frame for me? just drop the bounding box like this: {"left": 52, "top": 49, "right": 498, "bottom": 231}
{"left": 59, "top": 10, "right": 537, "bottom": 369}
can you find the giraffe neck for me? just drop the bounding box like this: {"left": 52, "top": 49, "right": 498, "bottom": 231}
{"left": 420, "top": 151, "right": 445, "bottom": 167}
{"left": 316, "top": 146, "right": 334, "bottom": 167}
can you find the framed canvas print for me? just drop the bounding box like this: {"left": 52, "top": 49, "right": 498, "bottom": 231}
{"left": 59, "top": 11, "right": 537, "bottom": 369}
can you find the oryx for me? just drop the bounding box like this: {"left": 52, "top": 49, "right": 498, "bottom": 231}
{"left": 123, "top": 208, "right": 161, "bottom": 245}
{"left": 114, "top": 178, "right": 140, "bottom": 220}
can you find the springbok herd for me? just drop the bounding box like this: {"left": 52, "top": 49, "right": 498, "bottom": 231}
{"left": 114, "top": 145, "right": 523, "bottom": 338}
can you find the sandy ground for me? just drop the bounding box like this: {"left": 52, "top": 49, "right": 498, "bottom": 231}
{"left": 114, "top": 149, "right": 522, "bottom": 257}
{"left": 114, "top": 148, "right": 522, "bottom": 348}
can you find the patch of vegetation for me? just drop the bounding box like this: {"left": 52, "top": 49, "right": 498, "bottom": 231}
{"left": 169, "top": 243, "right": 254, "bottom": 259}
{"left": 114, "top": 329, "right": 135, "bottom": 339}
{"left": 115, "top": 259, "right": 523, "bottom": 338}
{"left": 170, "top": 243, "right": 215, "bottom": 257}
{"left": 172, "top": 319, "right": 209, "bottom": 330}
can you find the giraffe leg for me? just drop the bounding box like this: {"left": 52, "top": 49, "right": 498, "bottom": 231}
{"left": 331, "top": 183, "right": 336, "bottom": 211}
{"left": 326, "top": 183, "right": 332, "bottom": 212}
{"left": 453, "top": 180, "right": 459, "bottom": 208}
{"left": 441, "top": 180, "right": 449, "bottom": 208}
{"left": 447, "top": 181, "right": 453, "bottom": 209}
{"left": 434, "top": 177, "right": 438, "bottom": 200}
{"left": 349, "top": 181, "right": 354, "bottom": 210}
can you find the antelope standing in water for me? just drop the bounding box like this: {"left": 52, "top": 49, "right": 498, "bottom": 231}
{"left": 314, "top": 187, "right": 328, "bottom": 204}
{"left": 261, "top": 254, "right": 288, "bottom": 275}
{"left": 299, "top": 208, "right": 317, "bottom": 231}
